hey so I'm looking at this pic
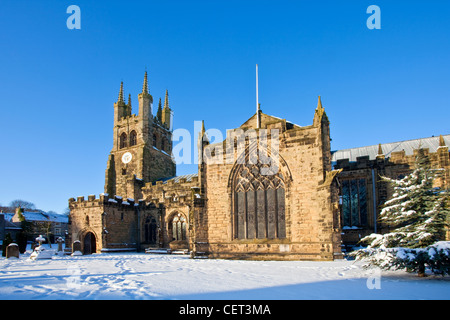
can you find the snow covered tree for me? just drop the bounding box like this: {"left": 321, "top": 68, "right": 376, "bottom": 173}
{"left": 352, "top": 149, "right": 450, "bottom": 276}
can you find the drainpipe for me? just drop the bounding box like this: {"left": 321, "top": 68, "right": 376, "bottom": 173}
{"left": 371, "top": 168, "right": 377, "bottom": 234}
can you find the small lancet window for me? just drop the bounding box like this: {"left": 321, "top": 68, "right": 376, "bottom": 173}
{"left": 120, "top": 132, "right": 127, "bottom": 149}
{"left": 129, "top": 131, "right": 137, "bottom": 146}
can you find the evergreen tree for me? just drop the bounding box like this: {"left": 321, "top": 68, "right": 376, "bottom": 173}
{"left": 352, "top": 149, "right": 450, "bottom": 276}
{"left": 16, "top": 231, "right": 27, "bottom": 254}
{"left": 1, "top": 233, "right": 13, "bottom": 257}
{"left": 17, "top": 207, "right": 33, "bottom": 253}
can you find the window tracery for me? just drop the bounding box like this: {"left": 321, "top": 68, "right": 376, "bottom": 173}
{"left": 233, "top": 161, "right": 286, "bottom": 239}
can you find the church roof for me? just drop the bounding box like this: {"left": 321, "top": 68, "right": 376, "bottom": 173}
{"left": 6, "top": 210, "right": 68, "bottom": 223}
{"left": 331, "top": 134, "right": 449, "bottom": 163}
{"left": 239, "top": 112, "right": 301, "bottom": 130}
{"left": 157, "top": 173, "right": 198, "bottom": 184}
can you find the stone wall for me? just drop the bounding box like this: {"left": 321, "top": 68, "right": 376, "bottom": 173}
{"left": 197, "top": 110, "right": 342, "bottom": 261}
{"left": 69, "top": 194, "right": 156, "bottom": 253}
{"left": 142, "top": 175, "right": 201, "bottom": 249}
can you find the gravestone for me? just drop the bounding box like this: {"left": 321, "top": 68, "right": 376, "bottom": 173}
{"left": 30, "top": 246, "right": 55, "bottom": 260}
{"left": 56, "top": 237, "right": 64, "bottom": 252}
{"left": 56, "top": 237, "right": 65, "bottom": 256}
{"left": 6, "top": 243, "right": 19, "bottom": 259}
{"left": 72, "top": 240, "right": 82, "bottom": 256}
{"left": 36, "top": 235, "right": 45, "bottom": 246}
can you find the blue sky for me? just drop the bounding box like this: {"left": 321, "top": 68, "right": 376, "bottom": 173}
{"left": 0, "top": 1, "right": 449, "bottom": 214}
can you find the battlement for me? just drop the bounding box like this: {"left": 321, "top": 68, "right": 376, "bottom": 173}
{"left": 333, "top": 146, "right": 449, "bottom": 171}
{"left": 144, "top": 175, "right": 199, "bottom": 191}
{"left": 115, "top": 113, "right": 140, "bottom": 126}
{"left": 68, "top": 193, "right": 148, "bottom": 209}
{"left": 140, "top": 174, "right": 202, "bottom": 206}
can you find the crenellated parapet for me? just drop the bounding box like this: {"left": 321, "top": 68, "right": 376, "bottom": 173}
{"left": 141, "top": 175, "right": 202, "bottom": 206}
{"left": 334, "top": 144, "right": 448, "bottom": 172}
{"left": 68, "top": 193, "right": 149, "bottom": 210}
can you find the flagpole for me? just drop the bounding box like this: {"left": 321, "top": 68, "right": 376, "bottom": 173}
{"left": 256, "top": 64, "right": 260, "bottom": 128}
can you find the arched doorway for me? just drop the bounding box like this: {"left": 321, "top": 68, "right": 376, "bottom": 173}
{"left": 83, "top": 232, "right": 96, "bottom": 254}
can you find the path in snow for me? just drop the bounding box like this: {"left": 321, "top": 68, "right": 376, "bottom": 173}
{"left": 0, "top": 251, "right": 449, "bottom": 300}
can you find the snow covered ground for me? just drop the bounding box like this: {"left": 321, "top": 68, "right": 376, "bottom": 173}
{"left": 0, "top": 246, "right": 449, "bottom": 300}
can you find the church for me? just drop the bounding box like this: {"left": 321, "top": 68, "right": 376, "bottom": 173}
{"left": 68, "top": 71, "right": 449, "bottom": 260}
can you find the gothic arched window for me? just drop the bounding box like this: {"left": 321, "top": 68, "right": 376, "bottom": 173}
{"left": 129, "top": 130, "right": 137, "bottom": 146}
{"left": 233, "top": 161, "right": 286, "bottom": 239}
{"left": 170, "top": 214, "right": 187, "bottom": 241}
{"left": 153, "top": 134, "right": 157, "bottom": 148}
{"left": 120, "top": 132, "right": 127, "bottom": 149}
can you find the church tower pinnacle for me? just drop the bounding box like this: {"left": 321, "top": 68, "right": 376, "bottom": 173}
{"left": 162, "top": 89, "right": 172, "bottom": 130}
{"left": 118, "top": 81, "right": 124, "bottom": 103}
{"left": 142, "top": 71, "right": 149, "bottom": 95}
{"left": 114, "top": 81, "right": 128, "bottom": 122}
{"left": 138, "top": 71, "right": 153, "bottom": 121}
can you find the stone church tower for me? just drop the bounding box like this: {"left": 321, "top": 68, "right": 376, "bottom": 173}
{"left": 104, "top": 72, "right": 176, "bottom": 200}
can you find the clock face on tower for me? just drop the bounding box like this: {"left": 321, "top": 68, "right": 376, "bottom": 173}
{"left": 121, "top": 152, "right": 132, "bottom": 164}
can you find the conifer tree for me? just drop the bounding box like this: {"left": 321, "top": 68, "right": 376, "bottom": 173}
{"left": 1, "top": 233, "right": 13, "bottom": 257}
{"left": 16, "top": 207, "right": 33, "bottom": 253}
{"left": 352, "top": 149, "right": 450, "bottom": 276}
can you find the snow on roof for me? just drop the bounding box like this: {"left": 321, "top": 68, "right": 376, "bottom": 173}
{"left": 6, "top": 210, "right": 68, "bottom": 223}
{"left": 157, "top": 173, "right": 198, "bottom": 184}
{"left": 0, "top": 213, "right": 15, "bottom": 222}
{"left": 44, "top": 212, "right": 69, "bottom": 223}
{"left": 331, "top": 134, "right": 450, "bottom": 163}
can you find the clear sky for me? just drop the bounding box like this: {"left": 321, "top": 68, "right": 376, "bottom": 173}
{"left": 0, "top": 1, "right": 449, "bottom": 214}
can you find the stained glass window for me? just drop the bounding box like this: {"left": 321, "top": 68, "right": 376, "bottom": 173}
{"left": 341, "top": 179, "right": 368, "bottom": 227}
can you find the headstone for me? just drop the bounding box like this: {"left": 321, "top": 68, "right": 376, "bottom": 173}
{"left": 55, "top": 237, "right": 64, "bottom": 256}
{"left": 36, "top": 235, "right": 45, "bottom": 246}
{"left": 6, "top": 243, "right": 19, "bottom": 259}
{"left": 30, "top": 246, "right": 55, "bottom": 260}
{"left": 72, "top": 240, "right": 82, "bottom": 256}
{"left": 56, "top": 237, "right": 64, "bottom": 252}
